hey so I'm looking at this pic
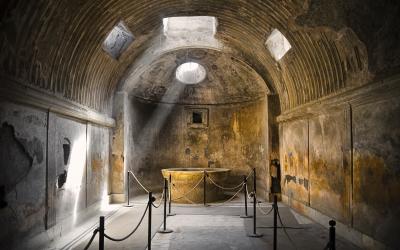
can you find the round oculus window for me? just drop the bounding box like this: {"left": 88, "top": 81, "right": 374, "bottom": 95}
{"left": 175, "top": 62, "right": 206, "bottom": 84}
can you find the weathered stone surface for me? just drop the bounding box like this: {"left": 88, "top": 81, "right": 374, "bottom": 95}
{"left": 280, "top": 119, "right": 309, "bottom": 205}
{"left": 87, "top": 124, "right": 110, "bottom": 206}
{"left": 278, "top": 80, "right": 400, "bottom": 249}
{"left": 295, "top": 0, "right": 400, "bottom": 76}
{"left": 0, "top": 101, "right": 47, "bottom": 248}
{"left": 353, "top": 98, "right": 400, "bottom": 248}
{"left": 309, "top": 110, "right": 350, "bottom": 224}
{"left": 128, "top": 49, "right": 268, "bottom": 104}
{"left": 127, "top": 97, "right": 268, "bottom": 193}
{"left": 0, "top": 100, "right": 112, "bottom": 248}
{"left": 52, "top": 115, "right": 87, "bottom": 223}
{"left": 161, "top": 168, "right": 230, "bottom": 204}
{"left": 1, "top": 1, "right": 400, "bottom": 249}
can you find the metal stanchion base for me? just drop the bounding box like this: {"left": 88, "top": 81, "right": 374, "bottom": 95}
{"left": 123, "top": 204, "right": 134, "bottom": 207}
{"left": 167, "top": 213, "right": 176, "bottom": 216}
{"left": 157, "top": 228, "right": 173, "bottom": 234}
{"left": 240, "top": 215, "right": 253, "bottom": 218}
{"left": 247, "top": 233, "right": 263, "bottom": 238}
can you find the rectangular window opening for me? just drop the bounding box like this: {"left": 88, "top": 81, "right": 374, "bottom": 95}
{"left": 192, "top": 112, "right": 203, "bottom": 124}
{"left": 102, "top": 21, "right": 134, "bottom": 59}
{"left": 186, "top": 107, "right": 208, "bottom": 128}
{"left": 265, "top": 29, "right": 292, "bottom": 61}
{"left": 162, "top": 16, "right": 218, "bottom": 37}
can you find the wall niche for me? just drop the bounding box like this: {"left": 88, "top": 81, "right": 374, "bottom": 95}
{"left": 186, "top": 107, "right": 209, "bottom": 128}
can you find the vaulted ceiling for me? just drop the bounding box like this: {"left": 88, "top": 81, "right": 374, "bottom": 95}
{"left": 128, "top": 49, "right": 268, "bottom": 105}
{"left": 1, "top": 0, "right": 399, "bottom": 113}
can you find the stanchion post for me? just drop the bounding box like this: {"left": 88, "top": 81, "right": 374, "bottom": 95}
{"left": 203, "top": 170, "right": 207, "bottom": 206}
{"left": 99, "top": 216, "right": 105, "bottom": 250}
{"left": 329, "top": 220, "right": 336, "bottom": 250}
{"left": 247, "top": 168, "right": 263, "bottom": 238}
{"left": 273, "top": 195, "right": 277, "bottom": 250}
{"left": 158, "top": 179, "right": 173, "bottom": 233}
{"left": 124, "top": 172, "right": 133, "bottom": 207}
{"left": 148, "top": 192, "right": 155, "bottom": 250}
{"left": 240, "top": 175, "right": 252, "bottom": 218}
{"left": 127, "top": 172, "right": 130, "bottom": 206}
{"left": 167, "top": 174, "right": 175, "bottom": 216}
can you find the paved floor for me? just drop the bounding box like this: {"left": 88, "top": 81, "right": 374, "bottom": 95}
{"left": 71, "top": 194, "right": 360, "bottom": 250}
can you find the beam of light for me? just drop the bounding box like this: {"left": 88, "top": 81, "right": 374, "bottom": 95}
{"left": 121, "top": 25, "right": 221, "bottom": 94}
{"left": 61, "top": 134, "right": 86, "bottom": 225}
{"left": 119, "top": 17, "right": 220, "bottom": 191}
{"left": 100, "top": 187, "right": 115, "bottom": 212}
{"left": 135, "top": 83, "right": 185, "bottom": 157}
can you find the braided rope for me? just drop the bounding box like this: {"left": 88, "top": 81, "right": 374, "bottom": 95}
{"left": 256, "top": 201, "right": 274, "bottom": 215}
{"left": 83, "top": 228, "right": 99, "bottom": 250}
{"left": 128, "top": 171, "right": 150, "bottom": 193}
{"left": 104, "top": 204, "right": 148, "bottom": 242}
{"left": 206, "top": 175, "right": 244, "bottom": 190}
{"left": 171, "top": 177, "right": 204, "bottom": 201}
{"left": 171, "top": 184, "right": 198, "bottom": 204}
{"left": 152, "top": 189, "right": 165, "bottom": 208}
{"left": 246, "top": 188, "right": 254, "bottom": 200}
{"left": 208, "top": 185, "right": 244, "bottom": 207}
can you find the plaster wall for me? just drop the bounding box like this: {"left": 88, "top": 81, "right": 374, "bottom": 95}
{"left": 127, "top": 97, "right": 269, "bottom": 195}
{"left": 0, "top": 100, "right": 111, "bottom": 248}
{"left": 0, "top": 101, "right": 47, "bottom": 246}
{"left": 278, "top": 77, "right": 400, "bottom": 249}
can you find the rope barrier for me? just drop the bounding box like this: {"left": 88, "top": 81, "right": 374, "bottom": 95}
{"left": 246, "top": 188, "right": 253, "bottom": 200}
{"left": 83, "top": 228, "right": 99, "bottom": 250}
{"left": 128, "top": 171, "right": 150, "bottom": 193}
{"left": 104, "top": 204, "right": 149, "bottom": 242}
{"left": 207, "top": 184, "right": 244, "bottom": 207}
{"left": 171, "top": 184, "right": 198, "bottom": 204}
{"left": 276, "top": 204, "right": 298, "bottom": 250}
{"left": 84, "top": 169, "right": 310, "bottom": 250}
{"left": 206, "top": 175, "right": 244, "bottom": 190}
{"left": 171, "top": 177, "right": 203, "bottom": 201}
{"left": 257, "top": 201, "right": 274, "bottom": 215}
{"left": 152, "top": 189, "right": 165, "bottom": 208}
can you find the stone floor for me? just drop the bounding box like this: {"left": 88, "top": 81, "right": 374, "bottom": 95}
{"left": 67, "top": 194, "right": 361, "bottom": 250}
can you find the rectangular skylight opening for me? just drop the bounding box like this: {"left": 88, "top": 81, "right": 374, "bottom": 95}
{"left": 162, "top": 16, "right": 218, "bottom": 37}
{"left": 265, "top": 29, "right": 292, "bottom": 61}
{"left": 102, "top": 21, "right": 134, "bottom": 59}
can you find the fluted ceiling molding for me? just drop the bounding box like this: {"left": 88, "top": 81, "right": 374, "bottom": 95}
{"left": 1, "top": 0, "right": 380, "bottom": 114}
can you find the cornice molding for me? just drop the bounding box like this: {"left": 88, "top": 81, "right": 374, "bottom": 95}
{"left": 277, "top": 74, "right": 400, "bottom": 123}
{"left": 0, "top": 77, "right": 115, "bottom": 127}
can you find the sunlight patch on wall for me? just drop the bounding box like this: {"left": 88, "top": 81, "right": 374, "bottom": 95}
{"left": 62, "top": 134, "right": 86, "bottom": 224}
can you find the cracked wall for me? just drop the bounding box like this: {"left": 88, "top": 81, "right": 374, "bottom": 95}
{"left": 0, "top": 102, "right": 47, "bottom": 248}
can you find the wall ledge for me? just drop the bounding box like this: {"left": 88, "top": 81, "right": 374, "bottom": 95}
{"left": 282, "top": 194, "right": 390, "bottom": 250}
{"left": 0, "top": 77, "right": 115, "bottom": 127}
{"left": 277, "top": 73, "right": 400, "bottom": 123}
